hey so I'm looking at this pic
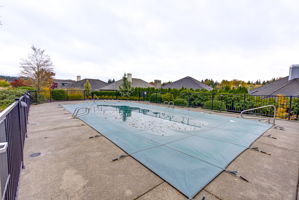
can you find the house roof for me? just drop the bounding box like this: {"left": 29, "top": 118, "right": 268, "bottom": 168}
{"left": 162, "top": 76, "right": 213, "bottom": 91}
{"left": 69, "top": 79, "right": 108, "bottom": 90}
{"left": 54, "top": 79, "right": 75, "bottom": 82}
{"left": 249, "top": 76, "right": 299, "bottom": 96}
{"left": 53, "top": 79, "right": 75, "bottom": 89}
{"left": 100, "top": 78, "right": 153, "bottom": 90}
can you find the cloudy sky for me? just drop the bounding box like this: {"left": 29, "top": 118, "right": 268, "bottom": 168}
{"left": 0, "top": 0, "right": 299, "bottom": 82}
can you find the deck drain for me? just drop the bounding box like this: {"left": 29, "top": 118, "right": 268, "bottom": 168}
{"left": 30, "top": 152, "right": 41, "bottom": 158}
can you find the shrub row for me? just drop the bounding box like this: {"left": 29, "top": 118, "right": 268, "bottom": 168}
{"left": 91, "top": 91, "right": 118, "bottom": 97}
{"left": 0, "top": 89, "right": 27, "bottom": 111}
{"left": 31, "top": 89, "right": 299, "bottom": 120}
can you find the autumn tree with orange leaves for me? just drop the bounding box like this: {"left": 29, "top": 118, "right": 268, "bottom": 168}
{"left": 20, "top": 46, "right": 55, "bottom": 91}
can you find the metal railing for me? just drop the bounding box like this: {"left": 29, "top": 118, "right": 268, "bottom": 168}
{"left": 241, "top": 105, "right": 276, "bottom": 125}
{"left": 0, "top": 93, "right": 30, "bottom": 200}
{"left": 72, "top": 107, "right": 91, "bottom": 118}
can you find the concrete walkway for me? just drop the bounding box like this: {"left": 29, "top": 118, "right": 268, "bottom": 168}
{"left": 19, "top": 101, "right": 299, "bottom": 200}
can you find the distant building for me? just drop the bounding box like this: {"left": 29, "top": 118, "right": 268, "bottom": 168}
{"left": 153, "top": 80, "right": 162, "bottom": 89}
{"left": 53, "top": 79, "right": 75, "bottom": 89}
{"left": 162, "top": 76, "right": 212, "bottom": 91}
{"left": 250, "top": 65, "right": 299, "bottom": 96}
{"left": 70, "top": 78, "right": 108, "bottom": 90}
{"left": 54, "top": 76, "right": 108, "bottom": 90}
{"left": 100, "top": 73, "right": 153, "bottom": 90}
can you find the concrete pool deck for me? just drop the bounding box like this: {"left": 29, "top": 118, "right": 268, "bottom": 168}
{"left": 19, "top": 101, "right": 299, "bottom": 200}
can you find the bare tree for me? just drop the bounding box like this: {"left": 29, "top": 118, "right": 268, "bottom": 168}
{"left": 20, "top": 46, "right": 54, "bottom": 91}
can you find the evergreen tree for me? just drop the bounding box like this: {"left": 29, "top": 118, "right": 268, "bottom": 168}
{"left": 84, "top": 80, "right": 91, "bottom": 96}
{"left": 119, "top": 73, "right": 133, "bottom": 97}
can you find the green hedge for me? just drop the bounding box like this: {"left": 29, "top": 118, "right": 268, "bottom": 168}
{"left": 161, "top": 93, "right": 174, "bottom": 102}
{"left": 52, "top": 89, "right": 67, "bottom": 100}
{"left": 203, "top": 100, "right": 226, "bottom": 111}
{"left": 91, "top": 91, "right": 117, "bottom": 97}
{"left": 0, "top": 80, "right": 10, "bottom": 87}
{"left": 0, "top": 89, "right": 27, "bottom": 111}
{"left": 149, "top": 93, "right": 162, "bottom": 103}
{"left": 174, "top": 98, "right": 188, "bottom": 106}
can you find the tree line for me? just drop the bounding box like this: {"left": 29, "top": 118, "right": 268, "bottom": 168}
{"left": 0, "top": 46, "right": 282, "bottom": 92}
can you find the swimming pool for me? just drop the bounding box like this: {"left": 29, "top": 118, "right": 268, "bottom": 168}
{"left": 63, "top": 101, "right": 272, "bottom": 199}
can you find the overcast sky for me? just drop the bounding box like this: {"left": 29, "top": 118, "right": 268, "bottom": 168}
{"left": 0, "top": 0, "right": 299, "bottom": 82}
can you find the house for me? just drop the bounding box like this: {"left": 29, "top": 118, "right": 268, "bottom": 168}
{"left": 53, "top": 79, "right": 75, "bottom": 89}
{"left": 54, "top": 76, "right": 108, "bottom": 90}
{"left": 162, "top": 76, "right": 213, "bottom": 91}
{"left": 250, "top": 65, "right": 299, "bottom": 96}
{"left": 100, "top": 73, "right": 154, "bottom": 90}
{"left": 70, "top": 76, "right": 108, "bottom": 90}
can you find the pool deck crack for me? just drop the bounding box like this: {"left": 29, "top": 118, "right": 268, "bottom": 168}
{"left": 29, "top": 124, "right": 85, "bottom": 133}
{"left": 203, "top": 189, "right": 224, "bottom": 200}
{"left": 133, "top": 181, "right": 165, "bottom": 200}
{"left": 257, "top": 141, "right": 299, "bottom": 153}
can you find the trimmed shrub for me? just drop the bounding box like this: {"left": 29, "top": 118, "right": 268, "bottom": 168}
{"left": 0, "top": 80, "right": 10, "bottom": 87}
{"left": 38, "top": 88, "right": 51, "bottom": 102}
{"left": 52, "top": 89, "right": 67, "bottom": 100}
{"left": 17, "top": 86, "right": 35, "bottom": 91}
{"left": 0, "top": 89, "right": 27, "bottom": 111}
{"left": 188, "top": 93, "right": 210, "bottom": 107}
{"left": 174, "top": 98, "right": 188, "bottom": 106}
{"left": 149, "top": 93, "right": 162, "bottom": 103}
{"left": 203, "top": 100, "right": 226, "bottom": 111}
{"left": 68, "top": 90, "right": 84, "bottom": 100}
{"left": 161, "top": 93, "right": 174, "bottom": 102}
{"left": 91, "top": 91, "right": 117, "bottom": 97}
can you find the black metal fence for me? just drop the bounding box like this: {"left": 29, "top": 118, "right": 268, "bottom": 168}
{"left": 28, "top": 90, "right": 299, "bottom": 120}
{"left": 0, "top": 93, "right": 30, "bottom": 200}
{"left": 149, "top": 92, "right": 299, "bottom": 120}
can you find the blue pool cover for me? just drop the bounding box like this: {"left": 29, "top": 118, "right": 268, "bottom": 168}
{"left": 63, "top": 101, "right": 272, "bottom": 199}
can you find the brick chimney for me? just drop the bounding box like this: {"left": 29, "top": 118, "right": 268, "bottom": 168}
{"left": 289, "top": 64, "right": 299, "bottom": 81}
{"left": 154, "top": 80, "right": 161, "bottom": 88}
{"left": 76, "top": 75, "right": 81, "bottom": 81}
{"left": 127, "top": 73, "right": 132, "bottom": 83}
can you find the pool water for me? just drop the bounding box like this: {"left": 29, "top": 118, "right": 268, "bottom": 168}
{"left": 95, "top": 105, "right": 204, "bottom": 136}
{"left": 63, "top": 101, "right": 272, "bottom": 199}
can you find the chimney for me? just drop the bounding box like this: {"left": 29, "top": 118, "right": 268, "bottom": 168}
{"left": 288, "top": 64, "right": 299, "bottom": 81}
{"left": 127, "top": 73, "right": 132, "bottom": 83}
{"left": 76, "top": 75, "right": 81, "bottom": 81}
{"left": 154, "top": 80, "right": 161, "bottom": 88}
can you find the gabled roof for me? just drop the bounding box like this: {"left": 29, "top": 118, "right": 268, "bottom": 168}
{"left": 100, "top": 78, "right": 153, "bottom": 90}
{"left": 250, "top": 76, "right": 299, "bottom": 96}
{"left": 162, "top": 76, "right": 212, "bottom": 91}
{"left": 69, "top": 79, "right": 108, "bottom": 90}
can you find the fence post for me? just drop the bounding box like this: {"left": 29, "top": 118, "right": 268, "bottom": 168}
{"left": 50, "top": 90, "right": 52, "bottom": 102}
{"left": 288, "top": 96, "right": 293, "bottom": 120}
{"left": 83, "top": 90, "right": 86, "bottom": 100}
{"left": 15, "top": 98, "right": 25, "bottom": 169}
{"left": 243, "top": 94, "right": 246, "bottom": 110}
{"left": 35, "top": 90, "right": 38, "bottom": 104}
{"left": 156, "top": 92, "right": 158, "bottom": 103}
{"left": 188, "top": 93, "right": 190, "bottom": 107}
{"left": 211, "top": 93, "right": 214, "bottom": 110}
